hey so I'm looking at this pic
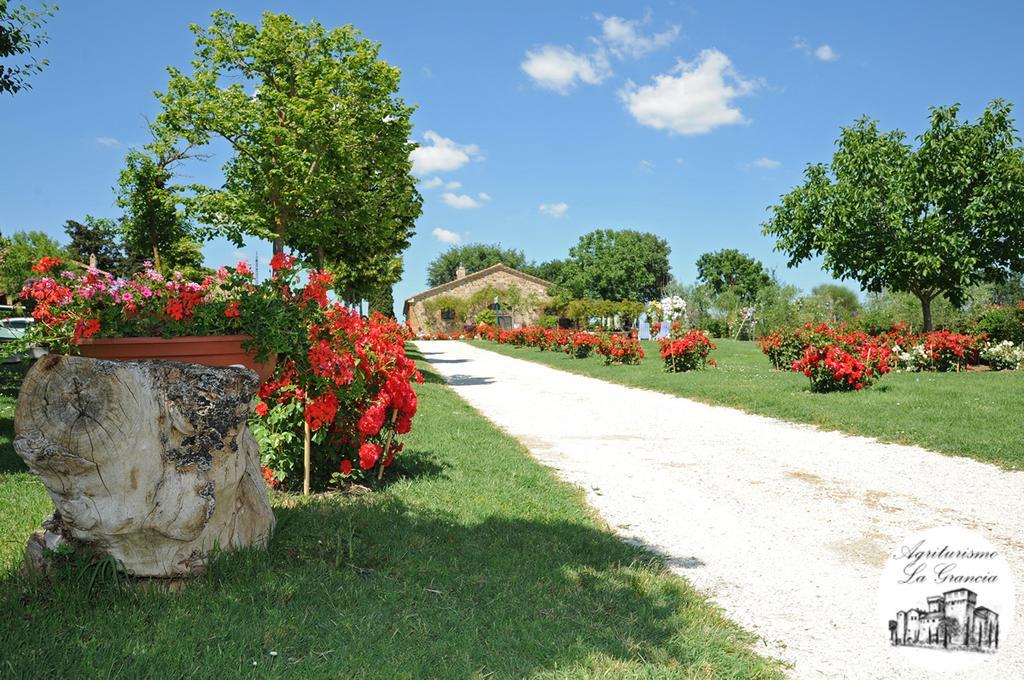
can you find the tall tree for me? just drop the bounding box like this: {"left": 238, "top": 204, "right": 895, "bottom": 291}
{"left": 426, "top": 243, "right": 527, "bottom": 287}
{"left": 695, "top": 249, "right": 771, "bottom": 303}
{"left": 808, "top": 284, "right": 861, "bottom": 322}
{"left": 116, "top": 146, "right": 200, "bottom": 272}
{"left": 764, "top": 100, "right": 1024, "bottom": 330}
{"left": 63, "top": 216, "right": 125, "bottom": 273}
{"left": 558, "top": 229, "right": 670, "bottom": 301}
{"left": 524, "top": 258, "right": 565, "bottom": 283}
{"left": 0, "top": 1, "right": 55, "bottom": 95}
{"left": 155, "top": 9, "right": 420, "bottom": 290}
{"left": 0, "top": 229, "right": 65, "bottom": 295}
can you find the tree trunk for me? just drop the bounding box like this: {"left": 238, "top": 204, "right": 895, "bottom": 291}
{"left": 919, "top": 293, "right": 934, "bottom": 332}
{"left": 14, "top": 355, "right": 274, "bottom": 578}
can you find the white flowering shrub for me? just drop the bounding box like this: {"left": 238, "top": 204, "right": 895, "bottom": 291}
{"left": 980, "top": 340, "right": 1024, "bottom": 371}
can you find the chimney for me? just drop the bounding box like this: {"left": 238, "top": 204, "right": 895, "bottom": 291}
{"left": 455, "top": 263, "right": 466, "bottom": 280}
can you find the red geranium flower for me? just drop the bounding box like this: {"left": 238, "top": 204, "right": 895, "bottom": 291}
{"left": 224, "top": 301, "right": 240, "bottom": 318}
{"left": 254, "top": 401, "right": 269, "bottom": 417}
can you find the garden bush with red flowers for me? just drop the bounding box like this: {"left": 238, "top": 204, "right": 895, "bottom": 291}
{"left": 659, "top": 330, "right": 717, "bottom": 372}
{"left": 596, "top": 334, "right": 644, "bottom": 365}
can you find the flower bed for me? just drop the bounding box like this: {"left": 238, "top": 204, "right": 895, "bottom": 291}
{"left": 658, "top": 330, "right": 717, "bottom": 372}
{"left": 470, "top": 324, "right": 645, "bottom": 365}
{"left": 980, "top": 340, "right": 1024, "bottom": 371}
{"left": 759, "top": 322, "right": 989, "bottom": 390}
{"left": 596, "top": 334, "right": 644, "bottom": 365}
{"left": 12, "top": 256, "right": 422, "bottom": 491}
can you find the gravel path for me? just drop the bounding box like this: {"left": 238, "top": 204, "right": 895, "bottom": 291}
{"left": 415, "top": 341, "right": 1024, "bottom": 679}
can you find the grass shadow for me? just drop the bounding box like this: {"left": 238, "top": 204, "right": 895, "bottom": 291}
{"left": 0, "top": 494, "right": 778, "bottom": 678}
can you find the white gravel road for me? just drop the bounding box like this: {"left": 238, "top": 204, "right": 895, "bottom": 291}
{"left": 415, "top": 340, "right": 1024, "bottom": 680}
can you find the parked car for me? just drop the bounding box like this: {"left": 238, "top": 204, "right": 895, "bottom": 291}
{"left": 0, "top": 317, "right": 48, "bottom": 364}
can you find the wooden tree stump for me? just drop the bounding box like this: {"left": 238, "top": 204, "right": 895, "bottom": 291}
{"left": 14, "top": 355, "right": 275, "bottom": 578}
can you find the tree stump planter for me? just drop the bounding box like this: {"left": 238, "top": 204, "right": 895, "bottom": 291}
{"left": 76, "top": 335, "right": 277, "bottom": 382}
{"left": 14, "top": 355, "right": 275, "bottom": 578}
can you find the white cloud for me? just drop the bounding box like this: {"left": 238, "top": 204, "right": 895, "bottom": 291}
{"left": 793, "top": 36, "right": 839, "bottom": 62}
{"left": 618, "top": 49, "right": 758, "bottom": 135}
{"left": 445, "top": 180, "right": 462, "bottom": 190}
{"left": 478, "top": 192, "right": 492, "bottom": 201}
{"left": 421, "top": 176, "right": 444, "bottom": 189}
{"left": 521, "top": 45, "right": 611, "bottom": 94}
{"left": 95, "top": 136, "right": 122, "bottom": 147}
{"left": 409, "top": 131, "right": 482, "bottom": 175}
{"left": 521, "top": 13, "right": 677, "bottom": 94}
{"left": 442, "top": 192, "right": 482, "bottom": 209}
{"left": 638, "top": 159, "right": 655, "bottom": 173}
{"left": 747, "top": 157, "right": 781, "bottom": 170}
{"left": 539, "top": 202, "right": 569, "bottom": 218}
{"left": 431, "top": 227, "right": 462, "bottom": 244}
{"left": 598, "top": 14, "right": 679, "bottom": 59}
{"left": 814, "top": 44, "right": 839, "bottom": 62}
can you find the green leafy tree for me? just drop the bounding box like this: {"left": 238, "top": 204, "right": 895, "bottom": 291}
{"left": 116, "top": 146, "right": 202, "bottom": 272}
{"left": 559, "top": 229, "right": 670, "bottom": 301}
{"left": 695, "top": 249, "right": 772, "bottom": 303}
{"left": 63, "top": 216, "right": 125, "bottom": 273}
{"left": 0, "top": 1, "right": 56, "bottom": 95}
{"left": 808, "top": 284, "right": 861, "bottom": 322}
{"left": 0, "top": 229, "right": 66, "bottom": 295}
{"left": 764, "top": 100, "right": 1024, "bottom": 330}
{"left": 524, "top": 258, "right": 565, "bottom": 283}
{"left": 366, "top": 282, "right": 396, "bottom": 318}
{"left": 426, "top": 243, "right": 527, "bottom": 287}
{"left": 155, "top": 9, "right": 421, "bottom": 294}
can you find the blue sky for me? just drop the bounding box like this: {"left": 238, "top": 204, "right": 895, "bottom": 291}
{"left": 3, "top": 1, "right": 1023, "bottom": 314}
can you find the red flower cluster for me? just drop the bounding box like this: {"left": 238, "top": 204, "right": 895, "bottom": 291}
{"left": 270, "top": 252, "right": 296, "bottom": 272}
{"left": 31, "top": 256, "right": 63, "bottom": 274}
{"left": 256, "top": 309, "right": 422, "bottom": 488}
{"left": 596, "top": 334, "right": 645, "bottom": 365}
{"left": 659, "top": 330, "right": 717, "bottom": 372}
{"left": 784, "top": 323, "right": 893, "bottom": 392}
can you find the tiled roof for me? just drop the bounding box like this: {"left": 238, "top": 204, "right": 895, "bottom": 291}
{"left": 403, "top": 263, "right": 554, "bottom": 314}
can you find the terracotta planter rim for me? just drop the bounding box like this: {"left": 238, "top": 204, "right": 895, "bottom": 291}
{"left": 76, "top": 334, "right": 253, "bottom": 345}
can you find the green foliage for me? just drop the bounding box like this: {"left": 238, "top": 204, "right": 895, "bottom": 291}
{"left": 366, "top": 283, "right": 396, "bottom": 318}
{"left": 63, "top": 217, "right": 126, "bottom": 274}
{"left": 559, "top": 229, "right": 671, "bottom": 302}
{"left": 426, "top": 243, "right": 527, "bottom": 287}
{"left": 474, "top": 308, "right": 496, "bottom": 325}
{"left": 971, "top": 304, "right": 1024, "bottom": 343}
{"left": 0, "top": 1, "right": 56, "bottom": 95}
{"left": 695, "top": 249, "right": 771, "bottom": 303}
{"left": 523, "top": 258, "right": 565, "bottom": 283}
{"left": 116, "top": 147, "right": 202, "bottom": 272}
{"left": 807, "top": 284, "right": 861, "bottom": 322}
{"left": 0, "top": 229, "right": 65, "bottom": 295}
{"left": 561, "top": 298, "right": 644, "bottom": 326}
{"left": 765, "top": 100, "right": 1024, "bottom": 330}
{"left": 538, "top": 314, "right": 559, "bottom": 328}
{"left": 156, "top": 10, "right": 420, "bottom": 299}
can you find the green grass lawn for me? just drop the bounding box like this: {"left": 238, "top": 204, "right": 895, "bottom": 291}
{"left": 468, "top": 338, "right": 1024, "bottom": 470}
{"left": 0, "top": 352, "right": 780, "bottom": 679}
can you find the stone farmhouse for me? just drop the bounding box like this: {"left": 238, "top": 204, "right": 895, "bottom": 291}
{"left": 891, "top": 588, "right": 999, "bottom": 650}
{"left": 403, "top": 263, "right": 553, "bottom": 335}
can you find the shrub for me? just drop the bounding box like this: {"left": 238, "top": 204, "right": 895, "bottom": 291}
{"left": 971, "top": 304, "right": 1024, "bottom": 343}
{"left": 596, "top": 335, "right": 644, "bottom": 365}
{"left": 790, "top": 324, "right": 892, "bottom": 392}
{"left": 659, "top": 330, "right": 717, "bottom": 372}
{"left": 757, "top": 327, "right": 806, "bottom": 370}
{"left": 475, "top": 308, "right": 497, "bottom": 325}
{"left": 538, "top": 314, "right": 559, "bottom": 328}
{"left": 980, "top": 340, "right": 1024, "bottom": 370}
{"left": 893, "top": 330, "right": 983, "bottom": 372}
{"left": 570, "top": 332, "right": 602, "bottom": 359}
